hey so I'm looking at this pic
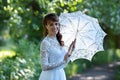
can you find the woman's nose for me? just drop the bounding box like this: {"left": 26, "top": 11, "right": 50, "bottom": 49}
{"left": 53, "top": 24, "right": 57, "bottom": 28}
{"left": 53, "top": 23, "right": 57, "bottom": 27}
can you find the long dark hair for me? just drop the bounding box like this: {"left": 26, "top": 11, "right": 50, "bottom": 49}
{"left": 43, "top": 13, "right": 64, "bottom": 46}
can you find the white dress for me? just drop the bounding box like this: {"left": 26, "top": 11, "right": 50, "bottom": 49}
{"left": 39, "top": 35, "right": 68, "bottom": 80}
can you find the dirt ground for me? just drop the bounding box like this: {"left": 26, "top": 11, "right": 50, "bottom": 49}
{"left": 68, "top": 61, "right": 120, "bottom": 80}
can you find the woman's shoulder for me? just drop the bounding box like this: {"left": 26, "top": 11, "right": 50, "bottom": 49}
{"left": 40, "top": 37, "right": 50, "bottom": 46}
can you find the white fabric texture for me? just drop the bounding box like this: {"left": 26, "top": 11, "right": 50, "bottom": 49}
{"left": 39, "top": 35, "right": 68, "bottom": 80}
{"left": 59, "top": 11, "right": 106, "bottom": 61}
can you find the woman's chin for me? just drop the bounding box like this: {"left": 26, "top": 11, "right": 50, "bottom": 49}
{"left": 51, "top": 33, "right": 57, "bottom": 36}
{"left": 51, "top": 31, "right": 58, "bottom": 36}
{"left": 54, "top": 31, "right": 58, "bottom": 35}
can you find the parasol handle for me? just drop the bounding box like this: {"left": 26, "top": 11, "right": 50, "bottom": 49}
{"left": 75, "top": 29, "right": 79, "bottom": 38}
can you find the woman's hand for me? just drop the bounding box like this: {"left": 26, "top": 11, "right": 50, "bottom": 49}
{"left": 64, "top": 52, "right": 69, "bottom": 62}
{"left": 64, "top": 38, "right": 76, "bottom": 62}
{"left": 68, "top": 38, "right": 76, "bottom": 54}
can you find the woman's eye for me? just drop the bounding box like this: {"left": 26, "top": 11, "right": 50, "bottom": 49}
{"left": 49, "top": 22, "right": 59, "bottom": 27}
{"left": 55, "top": 22, "right": 59, "bottom": 26}
{"left": 55, "top": 23, "right": 58, "bottom": 25}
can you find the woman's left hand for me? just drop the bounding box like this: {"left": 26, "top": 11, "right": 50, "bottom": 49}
{"left": 68, "top": 38, "right": 76, "bottom": 55}
{"left": 64, "top": 38, "right": 76, "bottom": 62}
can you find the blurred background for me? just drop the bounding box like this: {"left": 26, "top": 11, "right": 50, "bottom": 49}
{"left": 0, "top": 0, "right": 120, "bottom": 80}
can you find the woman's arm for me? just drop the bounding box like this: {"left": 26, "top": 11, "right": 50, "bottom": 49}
{"left": 40, "top": 40, "right": 66, "bottom": 71}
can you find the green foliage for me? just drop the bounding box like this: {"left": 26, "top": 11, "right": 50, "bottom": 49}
{"left": 65, "top": 59, "right": 91, "bottom": 78}
{"left": 115, "top": 65, "right": 120, "bottom": 80}
{"left": 0, "top": 0, "right": 43, "bottom": 42}
{"left": 0, "top": 38, "right": 41, "bottom": 80}
{"left": 92, "top": 49, "right": 120, "bottom": 65}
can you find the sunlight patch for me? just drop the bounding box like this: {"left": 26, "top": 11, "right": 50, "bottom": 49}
{"left": 0, "top": 50, "right": 16, "bottom": 60}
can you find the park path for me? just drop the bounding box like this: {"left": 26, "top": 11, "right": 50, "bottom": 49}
{"left": 68, "top": 61, "right": 120, "bottom": 80}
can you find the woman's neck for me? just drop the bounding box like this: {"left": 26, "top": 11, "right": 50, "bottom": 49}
{"left": 48, "top": 34, "right": 56, "bottom": 37}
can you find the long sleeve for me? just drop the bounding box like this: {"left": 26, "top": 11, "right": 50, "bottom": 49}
{"left": 40, "top": 40, "right": 66, "bottom": 71}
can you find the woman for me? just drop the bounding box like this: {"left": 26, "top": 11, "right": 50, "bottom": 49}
{"left": 39, "top": 13, "right": 76, "bottom": 80}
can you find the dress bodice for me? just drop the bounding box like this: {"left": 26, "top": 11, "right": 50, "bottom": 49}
{"left": 40, "top": 35, "right": 67, "bottom": 71}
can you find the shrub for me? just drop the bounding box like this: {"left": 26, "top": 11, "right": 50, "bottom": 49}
{"left": 0, "top": 38, "right": 41, "bottom": 80}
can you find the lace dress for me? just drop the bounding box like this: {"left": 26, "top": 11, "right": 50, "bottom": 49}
{"left": 39, "top": 35, "right": 67, "bottom": 80}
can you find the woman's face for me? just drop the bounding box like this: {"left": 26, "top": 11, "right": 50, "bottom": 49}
{"left": 46, "top": 20, "right": 59, "bottom": 36}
